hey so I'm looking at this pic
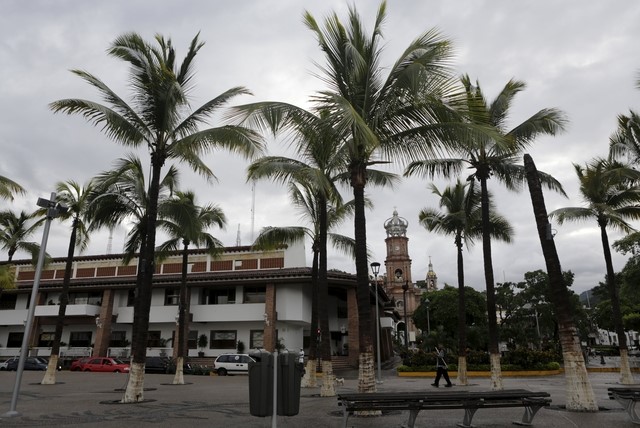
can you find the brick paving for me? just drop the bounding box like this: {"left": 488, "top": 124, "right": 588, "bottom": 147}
{"left": 0, "top": 363, "right": 638, "bottom": 427}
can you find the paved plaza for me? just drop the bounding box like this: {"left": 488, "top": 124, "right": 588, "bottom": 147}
{"left": 0, "top": 363, "right": 638, "bottom": 428}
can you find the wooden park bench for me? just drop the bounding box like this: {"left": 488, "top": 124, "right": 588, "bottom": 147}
{"left": 608, "top": 387, "right": 640, "bottom": 425}
{"left": 337, "top": 389, "right": 551, "bottom": 428}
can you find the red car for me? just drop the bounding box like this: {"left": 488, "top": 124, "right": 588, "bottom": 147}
{"left": 70, "top": 357, "right": 92, "bottom": 371}
{"left": 82, "top": 357, "right": 130, "bottom": 373}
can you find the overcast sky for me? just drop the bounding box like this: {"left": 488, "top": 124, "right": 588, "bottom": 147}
{"left": 2, "top": 1, "right": 640, "bottom": 295}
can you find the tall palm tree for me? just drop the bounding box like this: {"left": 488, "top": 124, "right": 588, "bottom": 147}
{"left": 50, "top": 33, "right": 262, "bottom": 402}
{"left": 304, "top": 1, "right": 465, "bottom": 392}
{"left": 252, "top": 182, "right": 359, "bottom": 395}
{"left": 155, "top": 190, "right": 226, "bottom": 385}
{"left": 524, "top": 154, "right": 598, "bottom": 411}
{"left": 0, "top": 175, "right": 25, "bottom": 201}
{"left": 405, "top": 75, "right": 567, "bottom": 389}
{"left": 419, "top": 179, "right": 512, "bottom": 386}
{"left": 233, "top": 101, "right": 378, "bottom": 395}
{"left": 41, "top": 180, "right": 95, "bottom": 385}
{"left": 550, "top": 158, "right": 640, "bottom": 384}
{"left": 0, "top": 210, "right": 44, "bottom": 263}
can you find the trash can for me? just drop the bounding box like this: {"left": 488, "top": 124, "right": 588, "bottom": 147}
{"left": 248, "top": 351, "right": 273, "bottom": 417}
{"left": 277, "top": 351, "right": 302, "bottom": 416}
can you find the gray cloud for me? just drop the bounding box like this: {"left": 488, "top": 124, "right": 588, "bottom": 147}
{"left": 2, "top": 0, "right": 638, "bottom": 295}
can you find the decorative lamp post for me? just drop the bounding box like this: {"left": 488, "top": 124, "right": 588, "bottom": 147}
{"left": 5, "top": 193, "right": 67, "bottom": 417}
{"left": 425, "top": 298, "right": 431, "bottom": 336}
{"left": 402, "top": 280, "right": 409, "bottom": 349}
{"left": 370, "top": 262, "right": 382, "bottom": 384}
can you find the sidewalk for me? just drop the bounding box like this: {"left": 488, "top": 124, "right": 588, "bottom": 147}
{"left": 0, "top": 367, "right": 638, "bottom": 427}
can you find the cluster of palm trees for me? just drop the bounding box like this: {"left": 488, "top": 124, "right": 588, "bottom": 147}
{"left": 2, "top": 0, "right": 638, "bottom": 408}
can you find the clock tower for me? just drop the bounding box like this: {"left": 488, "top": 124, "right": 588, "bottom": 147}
{"left": 383, "top": 209, "right": 420, "bottom": 346}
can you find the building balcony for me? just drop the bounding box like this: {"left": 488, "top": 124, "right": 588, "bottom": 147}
{"left": 35, "top": 304, "right": 101, "bottom": 318}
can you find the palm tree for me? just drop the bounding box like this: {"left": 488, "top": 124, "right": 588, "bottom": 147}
{"left": 304, "top": 1, "right": 465, "bottom": 392}
{"left": 610, "top": 110, "right": 640, "bottom": 170}
{"left": 524, "top": 154, "right": 598, "bottom": 411}
{"left": 0, "top": 175, "right": 25, "bottom": 201}
{"left": 252, "top": 182, "right": 359, "bottom": 395}
{"left": 0, "top": 210, "right": 44, "bottom": 263}
{"left": 405, "top": 75, "right": 567, "bottom": 389}
{"left": 50, "top": 33, "right": 262, "bottom": 402}
{"left": 550, "top": 158, "right": 640, "bottom": 384}
{"left": 89, "top": 154, "right": 179, "bottom": 264}
{"left": 41, "top": 180, "right": 95, "bottom": 385}
{"left": 232, "top": 102, "right": 374, "bottom": 395}
{"left": 155, "top": 190, "right": 226, "bottom": 385}
{"left": 419, "top": 179, "right": 512, "bottom": 386}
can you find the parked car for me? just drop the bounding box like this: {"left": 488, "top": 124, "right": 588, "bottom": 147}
{"left": 0, "top": 359, "right": 9, "bottom": 370}
{"left": 145, "top": 356, "right": 171, "bottom": 374}
{"left": 5, "top": 356, "right": 48, "bottom": 371}
{"left": 70, "top": 357, "right": 92, "bottom": 371}
{"left": 213, "top": 353, "right": 255, "bottom": 376}
{"left": 81, "top": 357, "right": 130, "bottom": 373}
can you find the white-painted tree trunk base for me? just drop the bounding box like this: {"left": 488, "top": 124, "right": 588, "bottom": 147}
{"left": 41, "top": 354, "right": 59, "bottom": 385}
{"left": 356, "top": 351, "right": 380, "bottom": 416}
{"left": 563, "top": 350, "right": 598, "bottom": 411}
{"left": 358, "top": 351, "right": 376, "bottom": 393}
{"left": 489, "top": 353, "right": 503, "bottom": 390}
{"left": 619, "top": 349, "right": 635, "bottom": 385}
{"left": 122, "top": 362, "right": 145, "bottom": 403}
{"left": 301, "top": 360, "right": 317, "bottom": 388}
{"left": 172, "top": 356, "right": 185, "bottom": 385}
{"left": 457, "top": 356, "right": 468, "bottom": 386}
{"left": 320, "top": 360, "right": 336, "bottom": 397}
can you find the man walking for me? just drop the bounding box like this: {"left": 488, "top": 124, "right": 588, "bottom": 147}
{"left": 432, "top": 344, "right": 453, "bottom": 387}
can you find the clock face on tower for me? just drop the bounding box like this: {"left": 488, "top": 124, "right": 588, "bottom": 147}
{"left": 394, "top": 245, "right": 400, "bottom": 252}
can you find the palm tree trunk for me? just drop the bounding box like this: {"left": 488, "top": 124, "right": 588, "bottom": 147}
{"left": 173, "top": 242, "right": 190, "bottom": 385}
{"left": 302, "top": 246, "right": 319, "bottom": 388}
{"left": 524, "top": 153, "right": 598, "bottom": 411}
{"left": 42, "top": 218, "right": 78, "bottom": 385}
{"left": 352, "top": 165, "right": 375, "bottom": 393}
{"left": 599, "top": 221, "right": 634, "bottom": 384}
{"left": 479, "top": 176, "right": 503, "bottom": 390}
{"left": 123, "top": 155, "right": 163, "bottom": 403}
{"left": 455, "top": 233, "right": 468, "bottom": 386}
{"left": 318, "top": 195, "right": 335, "bottom": 396}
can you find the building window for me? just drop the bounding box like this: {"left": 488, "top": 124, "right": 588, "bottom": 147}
{"left": 0, "top": 293, "right": 17, "bottom": 310}
{"left": 68, "top": 292, "right": 102, "bottom": 305}
{"left": 202, "top": 287, "right": 236, "bottom": 305}
{"left": 243, "top": 286, "right": 266, "bottom": 303}
{"left": 164, "top": 288, "right": 180, "bottom": 306}
{"left": 250, "top": 330, "right": 264, "bottom": 349}
{"left": 7, "top": 332, "right": 23, "bottom": 347}
{"left": 127, "top": 289, "right": 135, "bottom": 307}
{"left": 38, "top": 332, "right": 55, "bottom": 347}
{"left": 188, "top": 330, "right": 198, "bottom": 349}
{"left": 147, "top": 331, "right": 162, "bottom": 347}
{"left": 210, "top": 330, "right": 236, "bottom": 349}
{"left": 69, "top": 331, "right": 92, "bottom": 347}
{"left": 337, "top": 302, "right": 348, "bottom": 319}
{"left": 109, "top": 331, "right": 128, "bottom": 347}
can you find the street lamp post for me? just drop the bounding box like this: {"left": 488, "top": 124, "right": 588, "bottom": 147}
{"left": 370, "top": 262, "right": 382, "bottom": 384}
{"left": 5, "top": 193, "right": 67, "bottom": 418}
{"left": 425, "top": 298, "right": 431, "bottom": 336}
{"left": 402, "top": 281, "right": 409, "bottom": 349}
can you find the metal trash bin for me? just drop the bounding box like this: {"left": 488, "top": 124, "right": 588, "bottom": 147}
{"left": 277, "top": 351, "right": 302, "bottom": 416}
{"left": 248, "top": 351, "right": 273, "bottom": 417}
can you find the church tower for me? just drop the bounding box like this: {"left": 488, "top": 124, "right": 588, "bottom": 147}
{"left": 425, "top": 256, "right": 438, "bottom": 291}
{"left": 383, "top": 209, "right": 420, "bottom": 346}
